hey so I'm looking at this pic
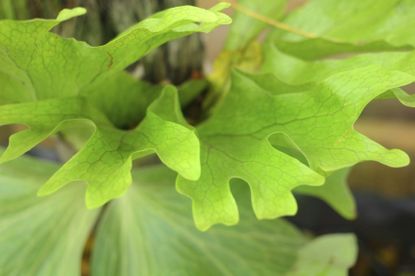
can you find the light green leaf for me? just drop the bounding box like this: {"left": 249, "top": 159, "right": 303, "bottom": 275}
{"left": 271, "top": 0, "right": 415, "bottom": 59}
{"left": 179, "top": 56, "right": 415, "bottom": 228}
{"left": 0, "top": 87, "right": 200, "bottom": 208}
{"left": 270, "top": 131, "right": 356, "bottom": 220}
{"left": 102, "top": 3, "right": 231, "bottom": 72}
{"left": 0, "top": 154, "right": 98, "bottom": 276}
{"left": 288, "top": 234, "right": 357, "bottom": 276}
{"left": 0, "top": 4, "right": 231, "bottom": 104}
{"left": 259, "top": 41, "right": 415, "bottom": 220}
{"left": 0, "top": 155, "right": 357, "bottom": 275}
{"left": 225, "top": 0, "right": 288, "bottom": 51}
{"left": 0, "top": 3, "right": 231, "bottom": 207}
{"left": 390, "top": 88, "right": 415, "bottom": 108}
{"left": 262, "top": 43, "right": 415, "bottom": 111}
{"left": 91, "top": 165, "right": 356, "bottom": 276}
{"left": 281, "top": 70, "right": 411, "bottom": 170}
{"left": 178, "top": 70, "right": 325, "bottom": 230}
{"left": 263, "top": 43, "right": 414, "bottom": 84}
{"left": 295, "top": 168, "right": 356, "bottom": 220}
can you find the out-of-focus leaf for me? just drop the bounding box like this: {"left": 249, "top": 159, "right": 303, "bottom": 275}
{"left": 270, "top": 0, "right": 415, "bottom": 59}
{"left": 226, "top": 0, "right": 288, "bottom": 51}
{"left": 0, "top": 153, "right": 98, "bottom": 276}
{"left": 288, "top": 234, "right": 358, "bottom": 276}
{"left": 91, "top": 165, "right": 357, "bottom": 276}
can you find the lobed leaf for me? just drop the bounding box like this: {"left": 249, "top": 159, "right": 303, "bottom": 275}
{"left": 179, "top": 45, "right": 415, "bottom": 229}
{"left": 0, "top": 4, "right": 231, "bottom": 207}
{"left": 0, "top": 87, "right": 200, "bottom": 208}
{"left": 260, "top": 47, "right": 415, "bottom": 171}
{"left": 178, "top": 70, "right": 326, "bottom": 230}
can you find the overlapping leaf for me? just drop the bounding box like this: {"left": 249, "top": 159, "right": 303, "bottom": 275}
{"left": 259, "top": 25, "right": 415, "bottom": 220}
{"left": 2, "top": 0, "right": 415, "bottom": 235}
{"left": 0, "top": 153, "right": 357, "bottom": 275}
{"left": 270, "top": 132, "right": 356, "bottom": 219}
{"left": 271, "top": 0, "right": 415, "bottom": 59}
{"left": 83, "top": 72, "right": 208, "bottom": 129}
{"left": 263, "top": 18, "right": 415, "bottom": 218}
{"left": 178, "top": 45, "right": 415, "bottom": 229}
{"left": 0, "top": 4, "right": 231, "bottom": 207}
{"left": 91, "top": 165, "right": 357, "bottom": 276}
{"left": 0, "top": 4, "right": 231, "bottom": 104}
{"left": 177, "top": 70, "right": 325, "bottom": 230}
{"left": 83, "top": 72, "right": 163, "bottom": 129}
{"left": 0, "top": 87, "right": 200, "bottom": 208}
{"left": 263, "top": 46, "right": 415, "bottom": 170}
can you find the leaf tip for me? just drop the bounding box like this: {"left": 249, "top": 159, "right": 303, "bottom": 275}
{"left": 181, "top": 167, "right": 201, "bottom": 182}
{"left": 210, "top": 2, "right": 232, "bottom": 25}
{"left": 310, "top": 171, "right": 325, "bottom": 186}
{"left": 211, "top": 2, "right": 232, "bottom": 12}
{"left": 56, "top": 7, "right": 87, "bottom": 22}
{"left": 0, "top": 144, "right": 25, "bottom": 165}
{"left": 195, "top": 215, "right": 239, "bottom": 232}
{"left": 383, "top": 148, "right": 411, "bottom": 168}
{"left": 344, "top": 208, "right": 358, "bottom": 220}
{"left": 255, "top": 194, "right": 299, "bottom": 221}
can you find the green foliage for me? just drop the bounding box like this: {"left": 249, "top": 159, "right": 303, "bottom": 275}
{"left": 289, "top": 234, "right": 357, "bottom": 275}
{"left": 0, "top": 86, "right": 201, "bottom": 208}
{"left": 0, "top": 154, "right": 357, "bottom": 276}
{"left": 177, "top": 70, "right": 325, "bottom": 230}
{"left": 271, "top": 0, "right": 415, "bottom": 59}
{"left": 0, "top": 4, "right": 230, "bottom": 207}
{"left": 188, "top": 0, "right": 415, "bottom": 230}
{"left": 225, "top": 0, "right": 288, "bottom": 51}
{"left": 179, "top": 53, "right": 415, "bottom": 229}
{"left": 0, "top": 0, "right": 413, "bottom": 225}
{"left": 1, "top": 0, "right": 415, "bottom": 273}
{"left": 0, "top": 154, "right": 98, "bottom": 275}
{"left": 0, "top": 5, "right": 230, "bottom": 104}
